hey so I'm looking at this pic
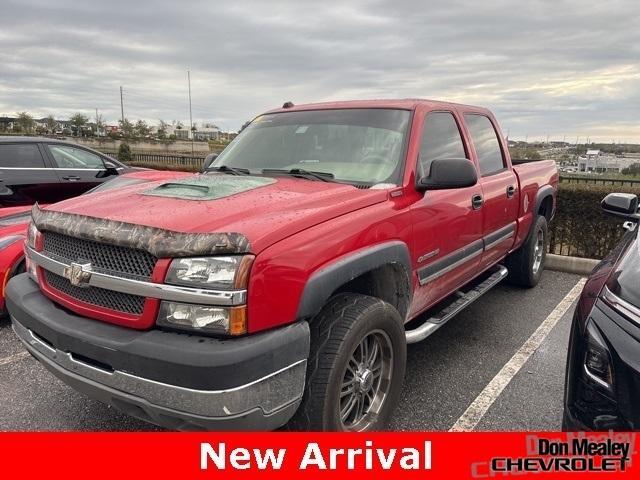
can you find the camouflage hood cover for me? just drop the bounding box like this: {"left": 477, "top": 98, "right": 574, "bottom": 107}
{"left": 31, "top": 203, "right": 251, "bottom": 257}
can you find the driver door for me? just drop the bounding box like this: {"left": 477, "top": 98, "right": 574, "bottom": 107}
{"left": 409, "top": 111, "right": 483, "bottom": 315}
{"left": 45, "top": 144, "right": 114, "bottom": 197}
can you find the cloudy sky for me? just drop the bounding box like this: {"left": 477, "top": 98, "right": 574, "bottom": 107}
{"left": 1, "top": 0, "right": 638, "bottom": 141}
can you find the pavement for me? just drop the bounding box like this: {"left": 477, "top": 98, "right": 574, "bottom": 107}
{"left": 0, "top": 270, "right": 582, "bottom": 431}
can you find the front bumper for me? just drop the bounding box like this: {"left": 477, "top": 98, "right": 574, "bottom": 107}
{"left": 7, "top": 274, "right": 310, "bottom": 431}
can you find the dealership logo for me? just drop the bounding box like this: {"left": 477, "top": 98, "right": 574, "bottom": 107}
{"left": 63, "top": 262, "right": 92, "bottom": 287}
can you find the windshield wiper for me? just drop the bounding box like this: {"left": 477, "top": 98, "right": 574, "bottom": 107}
{"left": 262, "top": 168, "right": 336, "bottom": 183}
{"left": 207, "top": 165, "right": 251, "bottom": 176}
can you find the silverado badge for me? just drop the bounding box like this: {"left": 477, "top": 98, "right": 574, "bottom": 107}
{"left": 63, "top": 262, "right": 92, "bottom": 287}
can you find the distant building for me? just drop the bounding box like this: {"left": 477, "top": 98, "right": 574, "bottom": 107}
{"left": 192, "top": 123, "right": 220, "bottom": 141}
{"left": 578, "top": 150, "right": 638, "bottom": 173}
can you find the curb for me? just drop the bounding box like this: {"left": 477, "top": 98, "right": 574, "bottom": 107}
{"left": 545, "top": 253, "right": 600, "bottom": 276}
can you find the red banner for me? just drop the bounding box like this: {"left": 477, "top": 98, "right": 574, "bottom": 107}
{"left": 0, "top": 432, "right": 636, "bottom": 479}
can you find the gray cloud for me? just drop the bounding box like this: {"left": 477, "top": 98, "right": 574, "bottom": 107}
{"left": 0, "top": 0, "right": 638, "bottom": 141}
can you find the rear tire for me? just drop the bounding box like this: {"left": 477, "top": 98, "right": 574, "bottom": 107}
{"left": 506, "top": 215, "right": 548, "bottom": 288}
{"left": 288, "top": 293, "right": 406, "bottom": 431}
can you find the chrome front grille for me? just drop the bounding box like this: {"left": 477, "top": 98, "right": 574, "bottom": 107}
{"left": 44, "top": 270, "right": 146, "bottom": 315}
{"left": 43, "top": 231, "right": 157, "bottom": 280}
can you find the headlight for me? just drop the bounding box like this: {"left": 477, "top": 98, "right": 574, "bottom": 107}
{"left": 583, "top": 320, "right": 613, "bottom": 391}
{"left": 165, "top": 256, "right": 253, "bottom": 290}
{"left": 157, "top": 301, "right": 246, "bottom": 335}
{"left": 27, "top": 222, "right": 39, "bottom": 249}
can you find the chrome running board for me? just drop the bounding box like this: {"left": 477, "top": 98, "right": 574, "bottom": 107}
{"left": 405, "top": 265, "right": 508, "bottom": 344}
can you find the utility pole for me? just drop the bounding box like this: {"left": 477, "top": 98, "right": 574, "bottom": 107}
{"left": 95, "top": 108, "right": 99, "bottom": 136}
{"left": 188, "top": 70, "right": 194, "bottom": 156}
{"left": 119, "top": 86, "right": 125, "bottom": 124}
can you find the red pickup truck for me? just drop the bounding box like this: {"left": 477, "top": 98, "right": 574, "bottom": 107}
{"left": 7, "top": 99, "right": 558, "bottom": 431}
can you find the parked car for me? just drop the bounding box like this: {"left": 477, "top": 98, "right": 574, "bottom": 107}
{"left": 563, "top": 192, "right": 640, "bottom": 430}
{"left": 7, "top": 99, "right": 558, "bottom": 431}
{"left": 0, "top": 137, "right": 136, "bottom": 207}
{"left": 0, "top": 171, "right": 189, "bottom": 318}
{"left": 0, "top": 206, "right": 32, "bottom": 315}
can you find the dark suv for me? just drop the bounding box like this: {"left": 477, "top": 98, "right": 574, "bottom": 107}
{"left": 563, "top": 192, "right": 640, "bottom": 430}
{"left": 0, "top": 137, "right": 131, "bottom": 206}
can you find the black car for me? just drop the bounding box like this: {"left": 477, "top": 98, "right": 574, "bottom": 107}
{"left": 563, "top": 192, "right": 640, "bottom": 430}
{"left": 0, "top": 137, "right": 132, "bottom": 207}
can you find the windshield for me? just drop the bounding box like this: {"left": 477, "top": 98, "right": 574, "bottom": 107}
{"left": 211, "top": 109, "right": 411, "bottom": 185}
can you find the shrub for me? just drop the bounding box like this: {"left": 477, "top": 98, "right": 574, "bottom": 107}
{"left": 117, "top": 142, "right": 132, "bottom": 163}
{"left": 549, "top": 183, "right": 639, "bottom": 258}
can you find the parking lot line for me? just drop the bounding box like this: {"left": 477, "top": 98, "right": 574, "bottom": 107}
{"left": 0, "top": 351, "right": 29, "bottom": 367}
{"left": 449, "top": 277, "right": 587, "bottom": 432}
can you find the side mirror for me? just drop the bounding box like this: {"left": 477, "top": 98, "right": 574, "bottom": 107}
{"left": 103, "top": 160, "right": 119, "bottom": 176}
{"left": 601, "top": 193, "right": 639, "bottom": 220}
{"left": 202, "top": 153, "right": 218, "bottom": 171}
{"left": 417, "top": 158, "right": 478, "bottom": 191}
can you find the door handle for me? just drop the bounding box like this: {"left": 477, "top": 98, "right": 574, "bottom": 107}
{"left": 472, "top": 194, "right": 484, "bottom": 210}
{"left": 63, "top": 175, "right": 81, "bottom": 181}
{"left": 506, "top": 185, "right": 516, "bottom": 198}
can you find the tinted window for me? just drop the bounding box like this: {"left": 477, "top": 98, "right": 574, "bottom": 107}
{"left": 464, "top": 114, "right": 505, "bottom": 176}
{"left": 48, "top": 145, "right": 105, "bottom": 169}
{"left": 418, "top": 112, "right": 466, "bottom": 177}
{"left": 0, "top": 144, "right": 46, "bottom": 168}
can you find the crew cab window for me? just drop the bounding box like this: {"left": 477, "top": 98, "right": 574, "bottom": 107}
{"left": 418, "top": 112, "right": 466, "bottom": 177}
{"left": 464, "top": 114, "right": 505, "bottom": 176}
{"left": 48, "top": 145, "right": 105, "bottom": 169}
{"left": 0, "top": 144, "right": 46, "bottom": 168}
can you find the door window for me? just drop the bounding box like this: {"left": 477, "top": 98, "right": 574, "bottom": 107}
{"left": 0, "top": 144, "right": 46, "bottom": 168}
{"left": 464, "top": 114, "right": 505, "bottom": 176}
{"left": 48, "top": 145, "right": 105, "bottom": 169}
{"left": 418, "top": 112, "right": 466, "bottom": 177}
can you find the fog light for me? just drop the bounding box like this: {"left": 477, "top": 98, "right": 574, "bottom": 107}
{"left": 583, "top": 320, "right": 613, "bottom": 391}
{"left": 157, "top": 301, "right": 246, "bottom": 335}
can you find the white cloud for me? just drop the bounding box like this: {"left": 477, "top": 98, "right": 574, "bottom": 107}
{"left": 0, "top": 0, "right": 638, "bottom": 141}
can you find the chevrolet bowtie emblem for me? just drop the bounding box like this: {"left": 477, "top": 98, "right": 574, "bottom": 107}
{"left": 63, "top": 262, "right": 92, "bottom": 287}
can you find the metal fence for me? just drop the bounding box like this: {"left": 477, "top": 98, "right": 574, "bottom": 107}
{"left": 101, "top": 150, "right": 205, "bottom": 168}
{"left": 559, "top": 175, "right": 640, "bottom": 187}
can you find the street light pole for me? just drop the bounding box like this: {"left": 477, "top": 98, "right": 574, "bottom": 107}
{"left": 188, "top": 70, "right": 194, "bottom": 157}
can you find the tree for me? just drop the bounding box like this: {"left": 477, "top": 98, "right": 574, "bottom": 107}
{"left": 118, "top": 118, "right": 135, "bottom": 138}
{"left": 16, "top": 112, "right": 35, "bottom": 133}
{"left": 622, "top": 163, "right": 640, "bottom": 176}
{"left": 157, "top": 119, "right": 168, "bottom": 139}
{"left": 118, "top": 142, "right": 132, "bottom": 163}
{"left": 44, "top": 115, "right": 57, "bottom": 133}
{"left": 95, "top": 112, "right": 104, "bottom": 135}
{"left": 70, "top": 113, "right": 88, "bottom": 128}
{"left": 134, "top": 120, "right": 151, "bottom": 138}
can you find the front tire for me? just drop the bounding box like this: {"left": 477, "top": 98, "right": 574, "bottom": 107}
{"left": 506, "top": 215, "right": 548, "bottom": 288}
{"left": 288, "top": 293, "right": 406, "bottom": 431}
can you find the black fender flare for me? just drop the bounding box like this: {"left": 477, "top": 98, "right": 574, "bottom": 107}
{"left": 534, "top": 184, "right": 555, "bottom": 221}
{"left": 296, "top": 241, "right": 412, "bottom": 321}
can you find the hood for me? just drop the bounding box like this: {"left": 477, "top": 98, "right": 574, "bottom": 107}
{"left": 43, "top": 172, "right": 389, "bottom": 254}
{"left": 0, "top": 205, "right": 34, "bottom": 237}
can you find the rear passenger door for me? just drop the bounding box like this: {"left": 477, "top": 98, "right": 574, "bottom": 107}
{"left": 0, "top": 142, "right": 61, "bottom": 206}
{"left": 463, "top": 114, "right": 518, "bottom": 269}
{"left": 44, "top": 144, "right": 113, "bottom": 197}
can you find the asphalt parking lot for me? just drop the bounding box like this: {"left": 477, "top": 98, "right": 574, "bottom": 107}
{"left": 0, "top": 270, "right": 583, "bottom": 431}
